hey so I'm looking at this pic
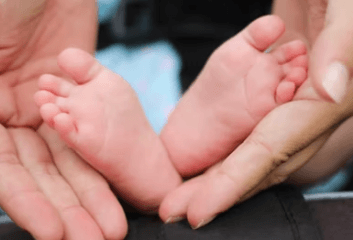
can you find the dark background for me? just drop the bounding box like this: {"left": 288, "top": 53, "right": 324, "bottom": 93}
{"left": 98, "top": 0, "right": 273, "bottom": 92}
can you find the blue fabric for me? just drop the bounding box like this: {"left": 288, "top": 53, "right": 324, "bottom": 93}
{"left": 96, "top": 42, "right": 182, "bottom": 134}
{"left": 303, "top": 167, "right": 352, "bottom": 194}
{"left": 98, "top": 0, "right": 121, "bottom": 23}
{"left": 97, "top": 0, "right": 182, "bottom": 133}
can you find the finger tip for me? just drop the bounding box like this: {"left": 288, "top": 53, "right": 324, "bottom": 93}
{"left": 190, "top": 215, "right": 217, "bottom": 230}
{"left": 159, "top": 199, "right": 185, "bottom": 223}
{"left": 164, "top": 216, "right": 185, "bottom": 224}
{"left": 310, "top": 61, "right": 349, "bottom": 103}
{"left": 158, "top": 203, "right": 170, "bottom": 222}
{"left": 24, "top": 204, "right": 64, "bottom": 240}
{"left": 186, "top": 202, "right": 208, "bottom": 229}
{"left": 99, "top": 202, "right": 128, "bottom": 240}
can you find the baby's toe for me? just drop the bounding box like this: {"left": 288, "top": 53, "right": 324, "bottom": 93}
{"left": 276, "top": 81, "right": 296, "bottom": 104}
{"left": 276, "top": 65, "right": 307, "bottom": 104}
{"left": 271, "top": 40, "right": 307, "bottom": 64}
{"left": 34, "top": 90, "right": 57, "bottom": 107}
{"left": 58, "top": 48, "right": 105, "bottom": 85}
{"left": 284, "top": 67, "right": 307, "bottom": 86}
{"left": 288, "top": 55, "right": 309, "bottom": 69}
{"left": 55, "top": 96, "right": 70, "bottom": 113}
{"left": 282, "top": 55, "right": 309, "bottom": 76}
{"left": 39, "top": 74, "right": 74, "bottom": 97}
{"left": 53, "top": 113, "right": 77, "bottom": 147}
{"left": 40, "top": 103, "right": 61, "bottom": 128}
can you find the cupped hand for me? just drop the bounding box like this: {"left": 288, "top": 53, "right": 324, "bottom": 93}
{"left": 0, "top": 0, "right": 127, "bottom": 239}
{"left": 275, "top": 0, "right": 353, "bottom": 103}
{"left": 160, "top": 0, "right": 353, "bottom": 228}
{"left": 160, "top": 80, "right": 353, "bottom": 228}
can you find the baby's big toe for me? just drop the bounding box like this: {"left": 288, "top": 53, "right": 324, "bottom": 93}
{"left": 58, "top": 48, "right": 104, "bottom": 85}
{"left": 244, "top": 15, "right": 285, "bottom": 51}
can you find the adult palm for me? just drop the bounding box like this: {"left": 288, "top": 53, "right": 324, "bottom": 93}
{"left": 0, "top": 1, "right": 127, "bottom": 239}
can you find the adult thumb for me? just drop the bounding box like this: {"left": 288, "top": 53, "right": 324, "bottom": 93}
{"left": 309, "top": 4, "right": 353, "bottom": 103}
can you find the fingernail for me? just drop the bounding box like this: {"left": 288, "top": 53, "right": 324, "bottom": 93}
{"left": 165, "top": 216, "right": 184, "bottom": 224}
{"left": 191, "top": 216, "right": 216, "bottom": 230}
{"left": 323, "top": 62, "right": 349, "bottom": 103}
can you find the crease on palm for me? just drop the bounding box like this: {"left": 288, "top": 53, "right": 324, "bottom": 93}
{"left": 266, "top": 83, "right": 353, "bottom": 182}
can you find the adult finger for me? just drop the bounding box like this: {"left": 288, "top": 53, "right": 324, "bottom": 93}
{"left": 237, "top": 128, "right": 335, "bottom": 203}
{"left": 10, "top": 127, "right": 104, "bottom": 240}
{"left": 159, "top": 176, "right": 203, "bottom": 224}
{"left": 309, "top": 0, "right": 353, "bottom": 103}
{"left": 185, "top": 95, "right": 353, "bottom": 228}
{"left": 159, "top": 163, "right": 223, "bottom": 224}
{"left": 38, "top": 124, "right": 128, "bottom": 240}
{"left": 0, "top": 125, "right": 63, "bottom": 240}
{"left": 160, "top": 130, "right": 333, "bottom": 228}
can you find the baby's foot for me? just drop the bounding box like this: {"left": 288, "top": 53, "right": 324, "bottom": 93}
{"left": 34, "top": 48, "right": 182, "bottom": 212}
{"left": 161, "top": 15, "right": 308, "bottom": 177}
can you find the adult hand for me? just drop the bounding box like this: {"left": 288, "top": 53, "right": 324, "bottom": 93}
{"left": 0, "top": 0, "right": 127, "bottom": 239}
{"left": 160, "top": 0, "right": 353, "bottom": 228}
{"left": 160, "top": 81, "right": 353, "bottom": 229}
{"left": 274, "top": 0, "right": 353, "bottom": 103}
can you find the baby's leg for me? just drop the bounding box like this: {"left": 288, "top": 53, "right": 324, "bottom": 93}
{"left": 34, "top": 49, "right": 182, "bottom": 212}
{"left": 161, "top": 15, "right": 308, "bottom": 177}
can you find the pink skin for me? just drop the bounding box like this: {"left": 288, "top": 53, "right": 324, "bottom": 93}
{"left": 35, "top": 15, "right": 307, "bottom": 226}
{"left": 34, "top": 49, "right": 182, "bottom": 212}
{"left": 161, "top": 15, "right": 308, "bottom": 177}
{"left": 160, "top": 1, "right": 353, "bottom": 231}
{"left": 159, "top": 15, "right": 309, "bottom": 227}
{"left": 0, "top": 0, "right": 129, "bottom": 239}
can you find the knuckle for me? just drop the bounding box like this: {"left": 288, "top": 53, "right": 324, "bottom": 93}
{"left": 245, "top": 131, "right": 290, "bottom": 168}
{"left": 245, "top": 131, "right": 273, "bottom": 154}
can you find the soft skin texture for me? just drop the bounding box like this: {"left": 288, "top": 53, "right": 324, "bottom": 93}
{"left": 35, "top": 48, "right": 183, "bottom": 212}
{"left": 159, "top": 8, "right": 353, "bottom": 229}
{"left": 35, "top": 23, "right": 306, "bottom": 213}
{"left": 161, "top": 16, "right": 308, "bottom": 177}
{"left": 0, "top": 1, "right": 128, "bottom": 239}
{"left": 4, "top": 0, "right": 353, "bottom": 237}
